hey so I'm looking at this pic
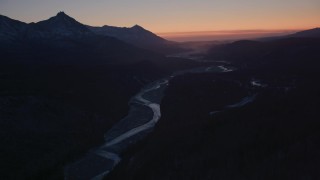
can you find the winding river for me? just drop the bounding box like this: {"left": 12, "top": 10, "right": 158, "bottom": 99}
{"left": 65, "top": 65, "right": 235, "bottom": 180}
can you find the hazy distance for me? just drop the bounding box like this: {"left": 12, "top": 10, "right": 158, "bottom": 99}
{"left": 157, "top": 29, "right": 300, "bottom": 42}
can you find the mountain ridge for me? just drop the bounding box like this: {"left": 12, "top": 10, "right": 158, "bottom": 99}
{"left": 257, "top": 28, "right": 320, "bottom": 41}
{"left": 86, "top": 23, "right": 177, "bottom": 53}
{"left": 31, "top": 11, "right": 93, "bottom": 37}
{"left": 0, "top": 12, "right": 184, "bottom": 54}
{"left": 288, "top": 27, "right": 320, "bottom": 38}
{"left": 0, "top": 12, "right": 160, "bottom": 64}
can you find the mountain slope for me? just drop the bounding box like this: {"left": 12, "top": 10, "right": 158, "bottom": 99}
{"left": 88, "top": 25, "right": 166, "bottom": 44}
{"left": 88, "top": 24, "right": 166, "bottom": 44}
{"left": 87, "top": 24, "right": 183, "bottom": 54}
{"left": 0, "top": 15, "right": 28, "bottom": 46}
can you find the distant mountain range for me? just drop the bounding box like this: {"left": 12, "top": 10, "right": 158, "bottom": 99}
{"left": 0, "top": 12, "right": 181, "bottom": 56}
{"left": 0, "top": 12, "right": 93, "bottom": 45}
{"left": 258, "top": 28, "right": 320, "bottom": 41}
{"left": 1, "top": 11, "right": 319, "bottom": 61}
{"left": 0, "top": 12, "right": 169, "bottom": 64}
{"left": 206, "top": 33, "right": 320, "bottom": 70}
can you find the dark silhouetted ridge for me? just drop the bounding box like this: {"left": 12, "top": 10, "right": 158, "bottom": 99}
{"left": 289, "top": 27, "right": 320, "bottom": 38}
{"left": 258, "top": 27, "right": 320, "bottom": 41}
{"left": 86, "top": 23, "right": 185, "bottom": 53}
{"left": 0, "top": 12, "right": 159, "bottom": 64}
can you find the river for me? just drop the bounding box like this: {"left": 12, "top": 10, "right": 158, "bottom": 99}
{"left": 65, "top": 65, "right": 234, "bottom": 180}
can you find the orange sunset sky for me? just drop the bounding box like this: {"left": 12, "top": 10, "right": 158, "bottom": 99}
{"left": 1, "top": 0, "right": 319, "bottom": 41}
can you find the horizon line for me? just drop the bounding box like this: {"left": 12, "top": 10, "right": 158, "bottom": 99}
{"left": 156, "top": 29, "right": 308, "bottom": 42}
{"left": 156, "top": 29, "right": 308, "bottom": 35}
